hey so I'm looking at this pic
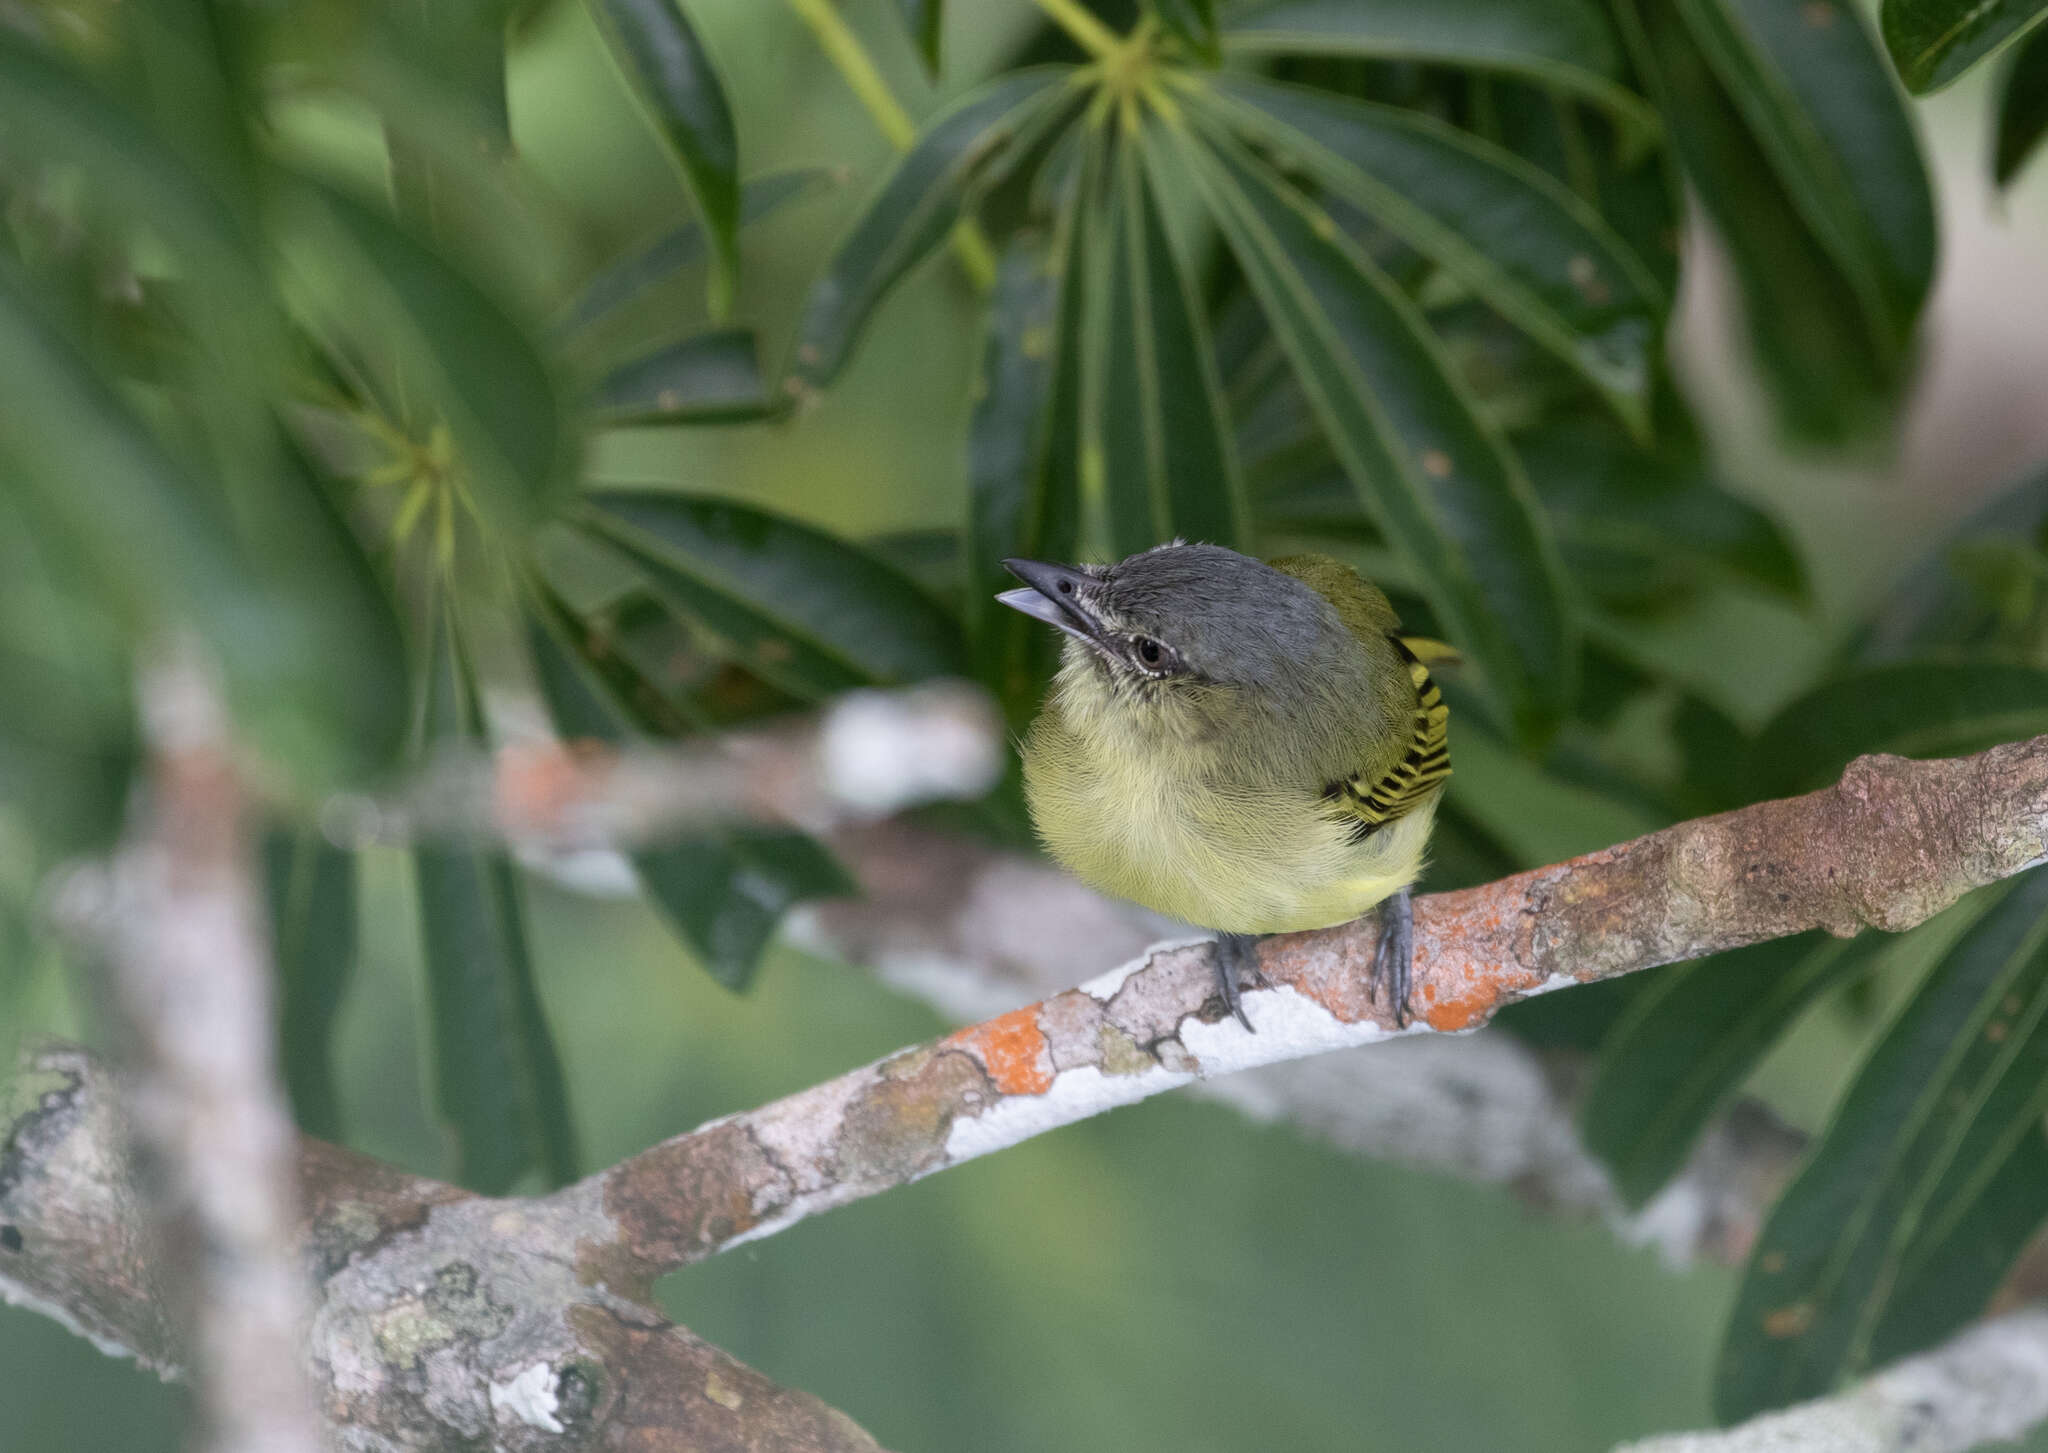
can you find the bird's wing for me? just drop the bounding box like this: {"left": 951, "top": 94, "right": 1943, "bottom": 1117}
{"left": 1329, "top": 640, "right": 1451, "bottom": 828}
{"left": 1267, "top": 553, "right": 1452, "bottom": 831}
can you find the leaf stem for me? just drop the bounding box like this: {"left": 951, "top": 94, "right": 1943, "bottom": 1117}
{"left": 786, "top": 0, "right": 996, "bottom": 290}
{"left": 1034, "top": 0, "right": 1121, "bottom": 58}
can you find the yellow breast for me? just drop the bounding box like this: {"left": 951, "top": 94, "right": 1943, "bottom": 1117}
{"left": 1020, "top": 710, "right": 1439, "bottom": 935}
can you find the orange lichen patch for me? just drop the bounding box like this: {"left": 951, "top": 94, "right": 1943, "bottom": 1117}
{"left": 948, "top": 1006, "right": 1053, "bottom": 1096}
{"left": 494, "top": 739, "right": 613, "bottom": 835}
{"left": 1408, "top": 877, "right": 1553, "bottom": 1031}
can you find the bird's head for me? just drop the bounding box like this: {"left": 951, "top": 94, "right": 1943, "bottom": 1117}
{"left": 997, "top": 544, "right": 1388, "bottom": 750}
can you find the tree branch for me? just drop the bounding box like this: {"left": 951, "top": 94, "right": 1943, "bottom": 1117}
{"left": 1614, "top": 1304, "right": 2048, "bottom": 1453}
{"left": 580, "top": 735, "right": 2048, "bottom": 1283}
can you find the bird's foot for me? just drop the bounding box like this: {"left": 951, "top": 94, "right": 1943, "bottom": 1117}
{"left": 1371, "top": 888, "right": 1414, "bottom": 1028}
{"left": 1212, "top": 932, "right": 1266, "bottom": 1032}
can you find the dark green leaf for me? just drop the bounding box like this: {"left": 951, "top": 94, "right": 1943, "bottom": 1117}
{"left": 414, "top": 607, "right": 579, "bottom": 1192}
{"left": 1583, "top": 932, "right": 1886, "bottom": 1206}
{"left": 1515, "top": 398, "right": 1805, "bottom": 608}
{"left": 1751, "top": 661, "right": 2048, "bottom": 797}
{"left": 558, "top": 169, "right": 832, "bottom": 336}
{"left": 1090, "top": 133, "right": 1247, "bottom": 558}
{"left": 1882, "top": 0, "right": 2048, "bottom": 91}
{"left": 898, "top": 0, "right": 944, "bottom": 72}
{"left": 1675, "top": 0, "right": 1935, "bottom": 345}
{"left": 789, "top": 69, "right": 1074, "bottom": 390}
{"left": 595, "top": 328, "right": 776, "bottom": 424}
{"left": 578, "top": 489, "right": 966, "bottom": 699}
{"left": 264, "top": 830, "right": 356, "bottom": 1141}
{"left": 382, "top": 0, "right": 513, "bottom": 234}
{"left": 585, "top": 588, "right": 807, "bottom": 729}
{"left": 1624, "top": 0, "right": 1916, "bottom": 441}
{"left": 1211, "top": 75, "right": 1667, "bottom": 435}
{"left": 292, "top": 176, "right": 575, "bottom": 533}
{"left": 1995, "top": 23, "right": 2048, "bottom": 184}
{"left": 966, "top": 228, "right": 1086, "bottom": 726}
{"left": 1716, "top": 871, "right": 2048, "bottom": 1419}
{"left": 525, "top": 588, "right": 852, "bottom": 990}
{"left": 586, "top": 0, "right": 741, "bottom": 315}
{"left": 1222, "top": 0, "right": 1660, "bottom": 148}
{"left": 1153, "top": 0, "right": 1221, "bottom": 64}
{"left": 1168, "top": 122, "right": 1575, "bottom": 740}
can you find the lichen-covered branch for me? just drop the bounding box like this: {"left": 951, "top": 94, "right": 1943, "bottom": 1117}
{"left": 794, "top": 821, "right": 1807, "bottom": 1268}
{"left": 0, "top": 1044, "right": 890, "bottom": 1452}
{"left": 582, "top": 735, "right": 2048, "bottom": 1283}
{"left": 1614, "top": 1305, "right": 2048, "bottom": 1453}
{"left": 326, "top": 682, "right": 1001, "bottom": 851}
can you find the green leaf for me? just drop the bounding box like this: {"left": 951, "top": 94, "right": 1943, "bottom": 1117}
{"left": 1582, "top": 932, "right": 1888, "bottom": 1207}
{"left": 1751, "top": 661, "right": 2048, "bottom": 797}
{"left": 0, "top": 263, "right": 407, "bottom": 789}
{"left": 1715, "top": 870, "right": 2048, "bottom": 1420}
{"left": 263, "top": 830, "right": 356, "bottom": 1142}
{"left": 1675, "top": 0, "right": 1936, "bottom": 347}
{"left": 966, "top": 228, "right": 1087, "bottom": 726}
{"left": 585, "top": 0, "right": 741, "bottom": 316}
{"left": 558, "top": 169, "right": 831, "bottom": 336}
{"left": 1995, "top": 23, "right": 2048, "bottom": 184}
{"left": 1153, "top": 0, "right": 1221, "bottom": 64}
{"left": 1882, "top": 0, "right": 2048, "bottom": 91}
{"left": 525, "top": 588, "right": 853, "bottom": 990}
{"left": 382, "top": 0, "right": 513, "bottom": 236}
{"left": 594, "top": 327, "right": 776, "bottom": 424}
{"left": 1209, "top": 75, "right": 1667, "bottom": 437}
{"left": 1514, "top": 398, "right": 1805, "bottom": 608}
{"left": 1858, "top": 459, "right": 2048, "bottom": 661}
{"left": 578, "top": 489, "right": 967, "bottom": 699}
{"left": 1222, "top": 0, "right": 1661, "bottom": 150}
{"left": 1089, "top": 132, "right": 1248, "bottom": 558}
{"left": 290, "top": 176, "right": 576, "bottom": 534}
{"left": 1167, "top": 122, "right": 1575, "bottom": 740}
{"left": 789, "top": 68, "right": 1075, "bottom": 390}
{"left": 1623, "top": 0, "right": 1919, "bottom": 442}
{"left": 413, "top": 606, "right": 579, "bottom": 1193}
{"left": 898, "top": 0, "right": 944, "bottom": 73}
{"left": 585, "top": 587, "right": 808, "bottom": 729}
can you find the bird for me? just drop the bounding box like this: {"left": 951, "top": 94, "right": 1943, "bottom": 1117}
{"left": 997, "top": 542, "right": 1451, "bottom": 1031}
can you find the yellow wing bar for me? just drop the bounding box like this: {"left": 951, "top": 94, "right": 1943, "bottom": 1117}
{"left": 1335, "top": 643, "right": 1451, "bottom": 830}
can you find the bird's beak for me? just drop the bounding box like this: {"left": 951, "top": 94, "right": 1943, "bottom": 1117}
{"left": 996, "top": 558, "right": 1108, "bottom": 649}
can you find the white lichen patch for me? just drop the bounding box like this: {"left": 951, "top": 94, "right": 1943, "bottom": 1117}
{"left": 1077, "top": 936, "right": 1213, "bottom": 1002}
{"left": 489, "top": 1360, "right": 563, "bottom": 1434}
{"left": 1179, "top": 983, "right": 1420, "bottom": 1079}
{"left": 0, "top": 1272, "right": 160, "bottom": 1373}
{"left": 942, "top": 1062, "right": 1196, "bottom": 1165}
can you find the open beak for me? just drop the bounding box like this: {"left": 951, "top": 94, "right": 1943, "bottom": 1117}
{"left": 996, "top": 558, "right": 1108, "bottom": 649}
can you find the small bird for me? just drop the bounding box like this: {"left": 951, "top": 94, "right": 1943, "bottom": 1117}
{"left": 998, "top": 543, "right": 1451, "bottom": 1030}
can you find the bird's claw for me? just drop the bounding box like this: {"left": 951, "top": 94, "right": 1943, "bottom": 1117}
{"left": 1371, "top": 887, "right": 1414, "bottom": 1027}
{"left": 1213, "top": 932, "right": 1265, "bottom": 1032}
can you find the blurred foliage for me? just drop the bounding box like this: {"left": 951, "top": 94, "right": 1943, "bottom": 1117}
{"left": 3, "top": 0, "right": 2047, "bottom": 1440}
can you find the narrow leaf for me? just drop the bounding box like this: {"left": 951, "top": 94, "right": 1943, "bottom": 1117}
{"left": 1209, "top": 75, "right": 1667, "bottom": 436}
{"left": 414, "top": 608, "right": 579, "bottom": 1192}
{"left": 1858, "top": 459, "right": 2048, "bottom": 661}
{"left": 291, "top": 177, "right": 575, "bottom": 533}
{"left": 1882, "top": 0, "right": 2048, "bottom": 92}
{"left": 1583, "top": 932, "right": 1888, "bottom": 1206}
{"left": 586, "top": 0, "right": 741, "bottom": 315}
{"left": 1090, "top": 133, "right": 1248, "bottom": 558}
{"left": 558, "top": 168, "right": 832, "bottom": 336}
{"left": 1153, "top": 0, "right": 1221, "bottom": 64}
{"left": 1715, "top": 871, "right": 2048, "bottom": 1419}
{"left": 789, "top": 68, "right": 1073, "bottom": 390}
{"left": 1222, "top": 0, "right": 1661, "bottom": 149}
{"left": 264, "top": 830, "right": 356, "bottom": 1141}
{"left": 594, "top": 327, "right": 775, "bottom": 424}
{"left": 525, "top": 589, "right": 852, "bottom": 990}
{"left": 1751, "top": 661, "right": 2048, "bottom": 797}
{"left": 1675, "top": 0, "right": 1936, "bottom": 346}
{"left": 1168, "top": 123, "right": 1575, "bottom": 739}
{"left": 578, "top": 489, "right": 966, "bottom": 699}
{"left": 898, "top": 0, "right": 944, "bottom": 73}
{"left": 1995, "top": 23, "right": 2048, "bottom": 184}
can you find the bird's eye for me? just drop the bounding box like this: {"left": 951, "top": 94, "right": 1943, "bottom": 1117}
{"left": 1136, "top": 638, "right": 1163, "bottom": 665}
